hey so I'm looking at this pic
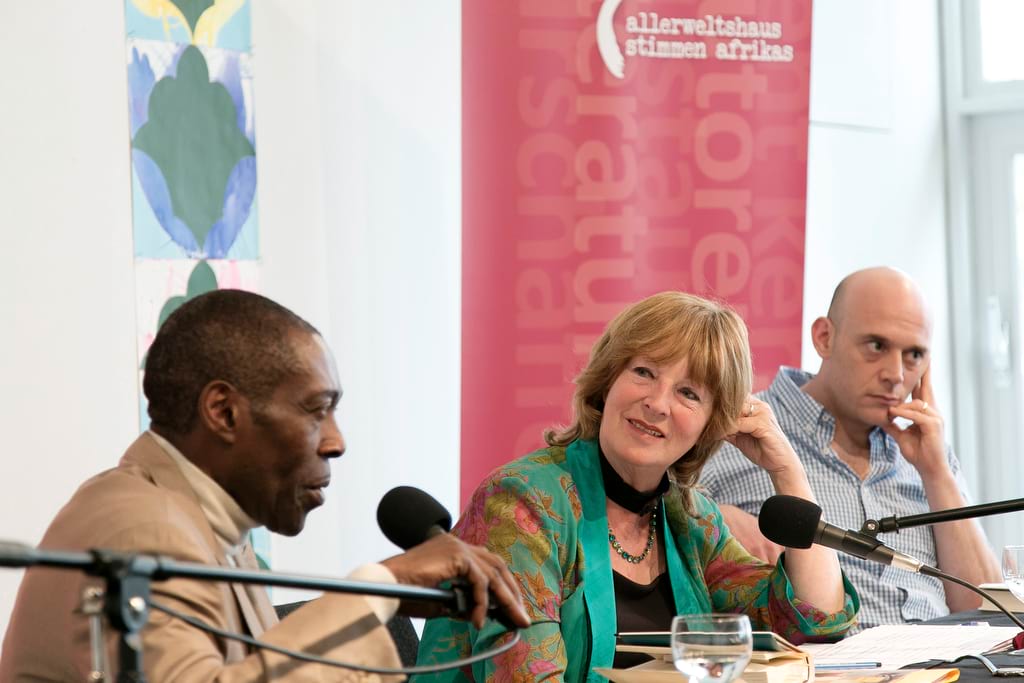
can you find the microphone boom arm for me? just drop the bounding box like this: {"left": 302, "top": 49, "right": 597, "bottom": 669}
{"left": 0, "top": 541, "right": 461, "bottom": 682}
{"left": 862, "top": 496, "right": 1024, "bottom": 535}
{"left": 0, "top": 541, "right": 454, "bottom": 603}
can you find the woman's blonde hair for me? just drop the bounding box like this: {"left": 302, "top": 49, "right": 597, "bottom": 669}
{"left": 545, "top": 291, "right": 752, "bottom": 507}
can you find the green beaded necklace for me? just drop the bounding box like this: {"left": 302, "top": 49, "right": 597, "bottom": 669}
{"left": 608, "top": 507, "right": 658, "bottom": 564}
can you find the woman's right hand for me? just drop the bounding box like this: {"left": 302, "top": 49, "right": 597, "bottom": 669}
{"left": 725, "top": 398, "right": 797, "bottom": 474}
{"left": 724, "top": 397, "right": 816, "bottom": 500}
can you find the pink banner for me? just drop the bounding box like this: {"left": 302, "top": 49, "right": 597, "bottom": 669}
{"left": 461, "top": 0, "right": 812, "bottom": 505}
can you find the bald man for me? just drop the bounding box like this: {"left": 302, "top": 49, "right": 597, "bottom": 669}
{"left": 701, "top": 267, "right": 999, "bottom": 631}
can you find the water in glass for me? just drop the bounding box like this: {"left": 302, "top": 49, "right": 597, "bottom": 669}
{"left": 1003, "top": 545, "right": 1024, "bottom": 602}
{"left": 671, "top": 614, "right": 752, "bottom": 683}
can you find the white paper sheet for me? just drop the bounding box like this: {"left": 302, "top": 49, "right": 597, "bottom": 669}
{"left": 800, "top": 624, "right": 1020, "bottom": 670}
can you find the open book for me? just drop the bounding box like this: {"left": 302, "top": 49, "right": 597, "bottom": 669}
{"left": 816, "top": 671, "right": 959, "bottom": 683}
{"left": 978, "top": 583, "right": 1024, "bottom": 612}
{"left": 596, "top": 660, "right": 958, "bottom": 683}
{"left": 601, "top": 631, "right": 812, "bottom": 683}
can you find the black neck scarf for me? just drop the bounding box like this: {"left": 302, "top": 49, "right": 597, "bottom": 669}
{"left": 599, "top": 450, "right": 669, "bottom": 515}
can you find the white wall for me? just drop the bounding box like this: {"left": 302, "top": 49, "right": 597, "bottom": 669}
{"left": 0, "top": 0, "right": 957, "bottom": 641}
{"left": 802, "top": 0, "right": 959, "bottom": 476}
{"left": 253, "top": 1, "right": 462, "bottom": 600}
{"left": 0, "top": 0, "right": 141, "bottom": 646}
{"left": 0, "top": 0, "right": 461, "bottom": 638}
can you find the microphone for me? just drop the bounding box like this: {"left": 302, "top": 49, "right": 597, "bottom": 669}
{"left": 757, "top": 495, "right": 1024, "bottom": 635}
{"left": 376, "top": 486, "right": 517, "bottom": 628}
{"left": 376, "top": 485, "right": 452, "bottom": 550}
{"left": 758, "top": 495, "right": 924, "bottom": 573}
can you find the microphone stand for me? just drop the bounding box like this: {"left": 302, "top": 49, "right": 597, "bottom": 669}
{"left": 856, "top": 499, "right": 1024, "bottom": 640}
{"left": 859, "top": 497, "right": 1024, "bottom": 535}
{"left": 0, "top": 541, "right": 461, "bottom": 683}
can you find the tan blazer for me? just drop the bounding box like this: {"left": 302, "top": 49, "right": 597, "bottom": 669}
{"left": 0, "top": 433, "right": 402, "bottom": 682}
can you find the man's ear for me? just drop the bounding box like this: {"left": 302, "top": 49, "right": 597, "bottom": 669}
{"left": 197, "top": 380, "right": 243, "bottom": 444}
{"left": 810, "top": 316, "right": 835, "bottom": 359}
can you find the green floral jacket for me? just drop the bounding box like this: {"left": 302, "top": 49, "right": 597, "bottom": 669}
{"left": 414, "top": 439, "right": 859, "bottom": 682}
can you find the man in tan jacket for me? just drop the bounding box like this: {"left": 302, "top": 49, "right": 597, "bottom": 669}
{"left": 0, "top": 289, "right": 528, "bottom": 682}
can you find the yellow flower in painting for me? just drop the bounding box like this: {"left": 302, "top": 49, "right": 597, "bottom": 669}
{"left": 194, "top": 0, "right": 246, "bottom": 46}
{"left": 130, "top": 0, "right": 245, "bottom": 46}
{"left": 130, "top": 0, "right": 189, "bottom": 40}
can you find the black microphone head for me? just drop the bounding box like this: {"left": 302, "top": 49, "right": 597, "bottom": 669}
{"left": 757, "top": 495, "right": 822, "bottom": 549}
{"left": 377, "top": 486, "right": 452, "bottom": 550}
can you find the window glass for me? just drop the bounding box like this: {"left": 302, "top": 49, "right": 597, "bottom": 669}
{"left": 978, "top": 0, "right": 1024, "bottom": 82}
{"left": 1016, "top": 154, "right": 1024, "bottom": 277}
{"left": 1016, "top": 155, "right": 1024, "bottom": 232}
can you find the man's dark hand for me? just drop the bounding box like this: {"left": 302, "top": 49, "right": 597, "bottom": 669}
{"left": 380, "top": 533, "right": 530, "bottom": 630}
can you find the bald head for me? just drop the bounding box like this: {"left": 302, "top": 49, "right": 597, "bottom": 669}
{"left": 804, "top": 266, "right": 934, "bottom": 436}
{"left": 827, "top": 267, "right": 932, "bottom": 332}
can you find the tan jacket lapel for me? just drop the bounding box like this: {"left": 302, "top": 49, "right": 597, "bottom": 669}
{"left": 233, "top": 543, "right": 280, "bottom": 637}
{"left": 122, "top": 436, "right": 277, "bottom": 645}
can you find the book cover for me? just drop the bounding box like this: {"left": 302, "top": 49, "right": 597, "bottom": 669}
{"left": 596, "top": 657, "right": 812, "bottom": 683}
{"left": 616, "top": 631, "right": 805, "bottom": 662}
{"left": 608, "top": 631, "right": 812, "bottom": 683}
{"left": 978, "top": 583, "right": 1024, "bottom": 612}
{"left": 596, "top": 661, "right": 958, "bottom": 683}
{"left": 816, "top": 670, "right": 959, "bottom": 683}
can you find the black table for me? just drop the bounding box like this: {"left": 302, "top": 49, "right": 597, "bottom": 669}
{"left": 904, "top": 610, "right": 1024, "bottom": 682}
{"left": 923, "top": 609, "right": 1016, "bottom": 628}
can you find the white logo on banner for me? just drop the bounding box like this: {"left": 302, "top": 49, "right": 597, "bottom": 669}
{"left": 597, "top": 0, "right": 625, "bottom": 79}
{"left": 597, "top": 1, "right": 794, "bottom": 79}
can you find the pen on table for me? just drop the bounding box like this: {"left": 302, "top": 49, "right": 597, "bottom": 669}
{"left": 816, "top": 662, "right": 883, "bottom": 671}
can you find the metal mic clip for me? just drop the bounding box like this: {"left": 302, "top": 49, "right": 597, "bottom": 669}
{"left": 859, "top": 518, "right": 882, "bottom": 537}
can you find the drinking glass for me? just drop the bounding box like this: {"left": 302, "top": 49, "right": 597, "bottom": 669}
{"left": 670, "top": 613, "right": 753, "bottom": 683}
{"left": 1002, "top": 545, "right": 1024, "bottom": 602}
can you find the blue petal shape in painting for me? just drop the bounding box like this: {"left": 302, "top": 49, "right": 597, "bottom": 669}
{"left": 204, "top": 156, "right": 257, "bottom": 258}
{"left": 127, "top": 47, "right": 156, "bottom": 136}
{"left": 130, "top": 44, "right": 254, "bottom": 257}
{"left": 132, "top": 148, "right": 200, "bottom": 255}
{"left": 215, "top": 52, "right": 252, "bottom": 142}
{"left": 167, "top": 45, "right": 185, "bottom": 78}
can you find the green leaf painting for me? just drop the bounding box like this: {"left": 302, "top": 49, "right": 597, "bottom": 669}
{"left": 169, "top": 0, "right": 215, "bottom": 34}
{"left": 140, "top": 261, "right": 220, "bottom": 370}
{"left": 132, "top": 45, "right": 255, "bottom": 251}
{"left": 157, "top": 259, "right": 219, "bottom": 330}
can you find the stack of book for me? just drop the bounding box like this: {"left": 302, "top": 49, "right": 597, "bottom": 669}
{"left": 978, "top": 583, "right": 1024, "bottom": 612}
{"left": 600, "top": 631, "right": 812, "bottom": 683}
{"left": 598, "top": 631, "right": 960, "bottom": 683}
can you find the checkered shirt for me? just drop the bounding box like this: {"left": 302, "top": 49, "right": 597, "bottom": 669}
{"left": 700, "top": 367, "right": 970, "bottom": 631}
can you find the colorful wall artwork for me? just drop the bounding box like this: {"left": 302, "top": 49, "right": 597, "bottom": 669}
{"left": 126, "top": 5, "right": 257, "bottom": 260}
{"left": 125, "top": 0, "right": 268, "bottom": 565}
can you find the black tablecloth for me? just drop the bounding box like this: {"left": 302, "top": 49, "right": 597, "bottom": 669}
{"left": 904, "top": 610, "right": 1024, "bottom": 682}
{"left": 921, "top": 609, "right": 1016, "bottom": 627}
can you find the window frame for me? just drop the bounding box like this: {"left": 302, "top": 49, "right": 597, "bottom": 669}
{"left": 942, "top": 0, "right": 1024, "bottom": 549}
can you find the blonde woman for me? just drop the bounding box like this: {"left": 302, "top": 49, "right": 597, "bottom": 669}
{"left": 415, "top": 292, "right": 858, "bottom": 682}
